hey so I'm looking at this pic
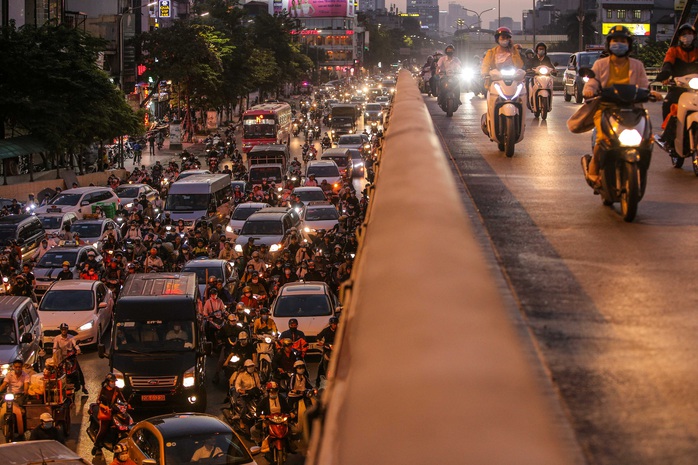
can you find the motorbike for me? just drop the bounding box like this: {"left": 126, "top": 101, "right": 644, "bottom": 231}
{"left": 481, "top": 68, "right": 527, "bottom": 158}
{"left": 655, "top": 73, "right": 698, "bottom": 174}
{"left": 288, "top": 388, "right": 317, "bottom": 447}
{"left": 580, "top": 72, "right": 655, "bottom": 222}
{"left": 256, "top": 334, "right": 276, "bottom": 384}
{"left": 208, "top": 154, "right": 219, "bottom": 173}
{"left": 319, "top": 342, "right": 333, "bottom": 384}
{"left": 1, "top": 393, "right": 24, "bottom": 442}
{"left": 222, "top": 387, "right": 262, "bottom": 438}
{"left": 438, "top": 74, "right": 461, "bottom": 117}
{"left": 527, "top": 65, "right": 554, "bottom": 120}
{"left": 264, "top": 413, "right": 291, "bottom": 465}
{"left": 87, "top": 398, "right": 133, "bottom": 453}
{"left": 321, "top": 138, "right": 331, "bottom": 151}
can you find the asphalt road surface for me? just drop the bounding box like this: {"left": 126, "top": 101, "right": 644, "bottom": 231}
{"left": 429, "top": 90, "right": 698, "bottom": 465}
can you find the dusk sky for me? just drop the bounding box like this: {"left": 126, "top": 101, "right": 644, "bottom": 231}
{"left": 394, "top": 0, "right": 531, "bottom": 26}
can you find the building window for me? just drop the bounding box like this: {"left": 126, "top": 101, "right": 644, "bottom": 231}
{"left": 606, "top": 9, "right": 613, "bottom": 19}
{"left": 633, "top": 9, "right": 641, "bottom": 20}
{"left": 617, "top": 9, "right": 625, "bottom": 19}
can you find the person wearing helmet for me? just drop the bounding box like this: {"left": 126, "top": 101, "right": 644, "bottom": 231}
{"left": 247, "top": 250, "right": 266, "bottom": 273}
{"left": 53, "top": 322, "right": 88, "bottom": 394}
{"left": 213, "top": 313, "right": 244, "bottom": 384}
{"left": 29, "top": 412, "right": 65, "bottom": 443}
{"left": 656, "top": 23, "right": 698, "bottom": 148}
{"left": 279, "top": 318, "right": 306, "bottom": 343}
{"left": 0, "top": 358, "right": 29, "bottom": 434}
{"left": 233, "top": 358, "right": 262, "bottom": 400}
{"left": 272, "top": 337, "right": 298, "bottom": 382}
{"left": 582, "top": 25, "right": 657, "bottom": 186}
{"left": 250, "top": 381, "right": 292, "bottom": 446}
{"left": 92, "top": 372, "right": 126, "bottom": 455}
{"left": 421, "top": 55, "right": 435, "bottom": 96}
{"left": 481, "top": 27, "right": 524, "bottom": 78}
{"left": 288, "top": 359, "right": 313, "bottom": 402}
{"left": 523, "top": 48, "right": 536, "bottom": 69}
{"left": 110, "top": 442, "right": 137, "bottom": 465}
{"left": 316, "top": 316, "right": 339, "bottom": 384}
{"left": 253, "top": 307, "right": 278, "bottom": 335}
{"left": 533, "top": 42, "right": 556, "bottom": 71}
{"left": 239, "top": 285, "right": 259, "bottom": 309}
{"left": 435, "top": 44, "right": 463, "bottom": 107}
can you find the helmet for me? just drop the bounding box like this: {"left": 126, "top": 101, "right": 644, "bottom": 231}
{"left": 40, "top": 412, "right": 53, "bottom": 422}
{"left": 244, "top": 359, "right": 255, "bottom": 367}
{"left": 266, "top": 381, "right": 279, "bottom": 391}
{"left": 494, "top": 27, "right": 513, "bottom": 42}
{"left": 281, "top": 338, "right": 293, "bottom": 347}
{"left": 289, "top": 318, "right": 298, "bottom": 326}
{"left": 677, "top": 23, "right": 696, "bottom": 36}
{"left": 293, "top": 360, "right": 305, "bottom": 368}
{"left": 44, "top": 358, "right": 56, "bottom": 367}
{"left": 525, "top": 48, "right": 534, "bottom": 57}
{"left": 444, "top": 44, "right": 455, "bottom": 53}
{"left": 606, "top": 25, "right": 633, "bottom": 54}
{"left": 59, "top": 323, "right": 69, "bottom": 330}
{"left": 62, "top": 261, "right": 70, "bottom": 266}
{"left": 242, "top": 286, "right": 251, "bottom": 293}
{"left": 114, "top": 443, "right": 129, "bottom": 455}
{"left": 535, "top": 42, "right": 547, "bottom": 53}
{"left": 104, "top": 372, "right": 117, "bottom": 383}
{"left": 260, "top": 308, "right": 269, "bottom": 315}
{"left": 238, "top": 331, "right": 248, "bottom": 340}
{"left": 329, "top": 317, "right": 339, "bottom": 324}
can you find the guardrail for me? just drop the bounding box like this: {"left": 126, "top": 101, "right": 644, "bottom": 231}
{"left": 306, "top": 70, "right": 577, "bottom": 464}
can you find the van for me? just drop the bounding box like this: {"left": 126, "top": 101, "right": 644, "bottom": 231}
{"left": 34, "top": 187, "right": 119, "bottom": 219}
{"left": 0, "top": 214, "right": 45, "bottom": 262}
{"left": 0, "top": 296, "right": 42, "bottom": 384}
{"left": 163, "top": 174, "right": 232, "bottom": 230}
{"left": 564, "top": 51, "right": 602, "bottom": 103}
{"left": 321, "top": 147, "right": 352, "bottom": 178}
{"left": 99, "top": 273, "right": 210, "bottom": 412}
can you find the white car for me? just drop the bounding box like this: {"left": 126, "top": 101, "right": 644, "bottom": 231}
{"left": 114, "top": 183, "right": 159, "bottom": 207}
{"left": 37, "top": 212, "right": 79, "bottom": 236}
{"left": 304, "top": 160, "right": 343, "bottom": 193}
{"left": 34, "top": 187, "right": 119, "bottom": 219}
{"left": 301, "top": 201, "right": 339, "bottom": 238}
{"left": 39, "top": 280, "right": 114, "bottom": 348}
{"left": 292, "top": 186, "right": 327, "bottom": 204}
{"left": 225, "top": 202, "right": 270, "bottom": 239}
{"left": 70, "top": 218, "right": 121, "bottom": 251}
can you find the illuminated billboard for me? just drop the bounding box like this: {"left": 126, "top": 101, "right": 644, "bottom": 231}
{"left": 271, "top": 0, "right": 354, "bottom": 17}
{"left": 602, "top": 23, "right": 650, "bottom": 36}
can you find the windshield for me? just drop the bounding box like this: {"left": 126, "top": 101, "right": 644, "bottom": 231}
{"left": 241, "top": 220, "right": 283, "bottom": 236}
{"left": 339, "top": 136, "right": 361, "bottom": 145}
{"left": 579, "top": 53, "right": 600, "bottom": 68}
{"left": 50, "top": 193, "right": 81, "bottom": 206}
{"left": 0, "top": 226, "right": 16, "bottom": 245}
{"left": 294, "top": 190, "right": 326, "bottom": 202}
{"left": 180, "top": 266, "right": 224, "bottom": 285}
{"left": 164, "top": 432, "right": 252, "bottom": 465}
{"left": 71, "top": 223, "right": 102, "bottom": 238}
{"left": 365, "top": 104, "right": 382, "bottom": 112}
{"left": 40, "top": 216, "right": 63, "bottom": 230}
{"left": 115, "top": 186, "right": 141, "bottom": 199}
{"left": 249, "top": 167, "right": 282, "bottom": 184}
{"left": 232, "top": 205, "right": 265, "bottom": 221}
{"left": 323, "top": 156, "right": 348, "bottom": 167}
{"left": 38, "top": 251, "right": 78, "bottom": 268}
{"left": 0, "top": 319, "right": 16, "bottom": 345}
{"left": 274, "top": 294, "right": 332, "bottom": 317}
{"left": 114, "top": 320, "right": 195, "bottom": 352}
{"left": 165, "top": 194, "right": 210, "bottom": 212}
{"left": 40, "top": 290, "right": 94, "bottom": 311}
{"left": 243, "top": 116, "right": 276, "bottom": 139}
{"left": 306, "top": 208, "right": 338, "bottom": 221}
{"left": 308, "top": 165, "right": 340, "bottom": 177}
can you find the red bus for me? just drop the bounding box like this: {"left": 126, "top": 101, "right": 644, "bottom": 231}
{"left": 241, "top": 102, "right": 293, "bottom": 153}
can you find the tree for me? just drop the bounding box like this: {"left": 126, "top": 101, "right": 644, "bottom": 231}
{"left": 559, "top": 11, "right": 598, "bottom": 51}
{"left": 636, "top": 40, "right": 669, "bottom": 68}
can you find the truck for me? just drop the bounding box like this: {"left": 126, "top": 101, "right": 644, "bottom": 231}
{"left": 247, "top": 144, "right": 289, "bottom": 186}
{"left": 330, "top": 104, "right": 358, "bottom": 137}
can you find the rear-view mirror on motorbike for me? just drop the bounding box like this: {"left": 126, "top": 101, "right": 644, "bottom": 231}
{"left": 20, "top": 332, "right": 33, "bottom": 343}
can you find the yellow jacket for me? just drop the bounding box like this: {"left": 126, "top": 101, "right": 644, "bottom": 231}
{"left": 481, "top": 45, "right": 524, "bottom": 76}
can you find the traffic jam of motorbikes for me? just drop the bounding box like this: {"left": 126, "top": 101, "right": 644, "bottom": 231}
{"left": 0, "top": 76, "right": 387, "bottom": 464}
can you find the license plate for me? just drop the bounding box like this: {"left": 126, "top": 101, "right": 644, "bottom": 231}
{"left": 141, "top": 395, "right": 165, "bottom": 401}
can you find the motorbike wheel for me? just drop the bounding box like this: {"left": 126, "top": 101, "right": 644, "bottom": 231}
{"left": 575, "top": 84, "right": 583, "bottom": 104}
{"left": 564, "top": 88, "right": 572, "bottom": 102}
{"left": 260, "top": 359, "right": 271, "bottom": 383}
{"left": 620, "top": 162, "right": 640, "bottom": 222}
{"left": 534, "top": 111, "right": 540, "bottom": 118}
{"left": 671, "top": 151, "right": 685, "bottom": 168}
{"left": 273, "top": 447, "right": 286, "bottom": 465}
{"left": 504, "top": 117, "right": 516, "bottom": 158}
{"left": 540, "top": 99, "right": 548, "bottom": 121}
{"left": 446, "top": 98, "right": 454, "bottom": 117}
{"left": 497, "top": 143, "right": 505, "bottom": 152}
{"left": 3, "top": 415, "right": 13, "bottom": 442}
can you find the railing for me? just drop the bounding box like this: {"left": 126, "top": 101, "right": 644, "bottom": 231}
{"left": 306, "top": 69, "right": 579, "bottom": 464}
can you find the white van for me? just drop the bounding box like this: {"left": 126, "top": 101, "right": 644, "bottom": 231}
{"left": 164, "top": 174, "right": 232, "bottom": 229}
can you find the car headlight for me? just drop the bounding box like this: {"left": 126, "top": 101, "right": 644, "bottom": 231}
{"left": 618, "top": 129, "right": 643, "bottom": 147}
{"left": 226, "top": 225, "right": 233, "bottom": 232}
{"left": 126, "top": 203, "right": 133, "bottom": 209}
{"left": 183, "top": 366, "right": 196, "bottom": 388}
{"left": 269, "top": 243, "right": 281, "bottom": 252}
{"left": 690, "top": 78, "right": 698, "bottom": 90}
{"left": 235, "top": 244, "right": 243, "bottom": 253}
{"left": 79, "top": 321, "right": 93, "bottom": 332}
{"left": 114, "top": 369, "right": 125, "bottom": 389}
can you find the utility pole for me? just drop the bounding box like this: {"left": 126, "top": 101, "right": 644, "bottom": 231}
{"left": 577, "top": 0, "right": 584, "bottom": 51}
{"left": 532, "top": 0, "right": 536, "bottom": 46}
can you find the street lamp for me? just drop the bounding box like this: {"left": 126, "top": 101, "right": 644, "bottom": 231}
{"left": 119, "top": 1, "right": 157, "bottom": 91}
{"left": 462, "top": 7, "right": 495, "bottom": 30}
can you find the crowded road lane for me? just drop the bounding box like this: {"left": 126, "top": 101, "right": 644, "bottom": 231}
{"left": 429, "top": 90, "right": 698, "bottom": 465}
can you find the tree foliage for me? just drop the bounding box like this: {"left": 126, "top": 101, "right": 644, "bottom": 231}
{"left": 636, "top": 40, "right": 669, "bottom": 68}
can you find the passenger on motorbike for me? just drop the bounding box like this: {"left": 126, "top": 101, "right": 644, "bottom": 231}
{"left": 53, "top": 323, "right": 87, "bottom": 394}
{"left": 582, "top": 25, "right": 655, "bottom": 186}
{"left": 250, "top": 381, "right": 292, "bottom": 445}
{"left": 436, "top": 44, "right": 463, "bottom": 107}
{"left": 273, "top": 338, "right": 299, "bottom": 382}
{"left": 0, "top": 359, "right": 29, "bottom": 435}
{"left": 92, "top": 372, "right": 126, "bottom": 456}
{"left": 657, "top": 23, "right": 698, "bottom": 148}
{"left": 110, "top": 442, "right": 137, "bottom": 465}
{"left": 29, "top": 412, "right": 65, "bottom": 443}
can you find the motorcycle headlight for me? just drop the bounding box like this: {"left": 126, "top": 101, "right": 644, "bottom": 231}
{"left": 269, "top": 243, "right": 281, "bottom": 252}
{"left": 582, "top": 76, "right": 590, "bottom": 83}
{"left": 126, "top": 203, "right": 133, "bottom": 209}
{"left": 226, "top": 225, "right": 233, "bottom": 232}
{"left": 500, "top": 68, "right": 516, "bottom": 77}
{"left": 182, "top": 366, "right": 196, "bottom": 388}
{"left": 229, "top": 354, "right": 240, "bottom": 363}
{"left": 1, "top": 364, "right": 9, "bottom": 377}
{"left": 264, "top": 336, "right": 272, "bottom": 343}
{"left": 4, "top": 393, "right": 14, "bottom": 402}
{"left": 539, "top": 67, "right": 549, "bottom": 75}
{"left": 114, "top": 369, "right": 125, "bottom": 389}
{"left": 690, "top": 78, "right": 698, "bottom": 90}
{"left": 79, "top": 321, "right": 94, "bottom": 332}
{"left": 512, "top": 83, "right": 524, "bottom": 100}
{"left": 618, "top": 129, "right": 643, "bottom": 147}
{"left": 235, "top": 244, "right": 242, "bottom": 253}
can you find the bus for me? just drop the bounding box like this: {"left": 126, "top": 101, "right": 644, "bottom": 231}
{"left": 241, "top": 102, "right": 293, "bottom": 153}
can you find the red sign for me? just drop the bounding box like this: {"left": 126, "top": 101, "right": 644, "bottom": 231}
{"left": 137, "top": 64, "right": 147, "bottom": 76}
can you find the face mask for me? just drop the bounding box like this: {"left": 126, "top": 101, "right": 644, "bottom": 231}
{"left": 262, "top": 315, "right": 268, "bottom": 321}
{"left": 498, "top": 39, "right": 510, "bottom": 48}
{"left": 609, "top": 42, "right": 629, "bottom": 56}
{"left": 43, "top": 421, "right": 53, "bottom": 429}
{"left": 246, "top": 367, "right": 255, "bottom": 373}
{"left": 296, "top": 368, "right": 305, "bottom": 374}
{"left": 681, "top": 34, "right": 695, "bottom": 45}
{"left": 537, "top": 50, "right": 545, "bottom": 57}
{"left": 445, "top": 51, "right": 454, "bottom": 57}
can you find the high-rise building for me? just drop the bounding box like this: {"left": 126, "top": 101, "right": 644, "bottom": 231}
{"left": 406, "top": 0, "right": 440, "bottom": 35}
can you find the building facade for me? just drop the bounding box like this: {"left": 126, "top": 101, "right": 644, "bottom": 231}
{"left": 406, "top": 0, "right": 439, "bottom": 36}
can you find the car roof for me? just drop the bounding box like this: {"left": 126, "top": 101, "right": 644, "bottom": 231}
{"left": 58, "top": 187, "right": 113, "bottom": 194}
{"left": 247, "top": 211, "right": 287, "bottom": 221}
{"left": 44, "top": 246, "right": 94, "bottom": 254}
{"left": 306, "top": 201, "right": 334, "bottom": 208}
{"left": 307, "top": 160, "right": 338, "bottom": 167}
{"left": 0, "top": 296, "right": 32, "bottom": 316}
{"left": 139, "top": 413, "right": 233, "bottom": 437}
{"left": 0, "top": 214, "right": 34, "bottom": 225}
{"left": 293, "top": 186, "right": 324, "bottom": 193}
{"left": 278, "top": 282, "right": 330, "bottom": 295}
{"left": 115, "top": 183, "right": 148, "bottom": 189}
{"left": 73, "top": 218, "right": 110, "bottom": 225}
{"left": 181, "top": 259, "right": 228, "bottom": 268}
{"left": 235, "top": 202, "right": 269, "bottom": 209}
{"left": 46, "top": 280, "right": 97, "bottom": 291}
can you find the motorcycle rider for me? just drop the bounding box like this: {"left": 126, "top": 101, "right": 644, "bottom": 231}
{"left": 422, "top": 55, "right": 435, "bottom": 96}
{"left": 273, "top": 338, "right": 299, "bottom": 383}
{"left": 0, "top": 359, "right": 29, "bottom": 435}
{"left": 92, "top": 373, "right": 126, "bottom": 455}
{"left": 657, "top": 23, "right": 698, "bottom": 149}
{"left": 279, "top": 318, "right": 306, "bottom": 344}
{"left": 29, "top": 412, "right": 65, "bottom": 443}
{"left": 53, "top": 322, "right": 88, "bottom": 394}
{"left": 316, "top": 317, "right": 339, "bottom": 384}
{"left": 250, "top": 381, "right": 292, "bottom": 446}
{"left": 436, "top": 44, "right": 463, "bottom": 107}
{"left": 253, "top": 308, "right": 278, "bottom": 335}
{"left": 533, "top": 42, "right": 556, "bottom": 71}
{"left": 213, "top": 313, "right": 244, "bottom": 384}
{"left": 287, "top": 360, "right": 314, "bottom": 410}
{"left": 581, "top": 25, "right": 653, "bottom": 187}
{"left": 110, "top": 443, "right": 137, "bottom": 465}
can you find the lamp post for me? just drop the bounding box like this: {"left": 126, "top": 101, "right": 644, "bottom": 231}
{"left": 462, "top": 7, "right": 495, "bottom": 30}
{"left": 119, "top": 1, "right": 156, "bottom": 91}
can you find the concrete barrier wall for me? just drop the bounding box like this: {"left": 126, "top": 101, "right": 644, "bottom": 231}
{"left": 306, "top": 69, "right": 575, "bottom": 465}
{"left": 0, "top": 169, "right": 128, "bottom": 203}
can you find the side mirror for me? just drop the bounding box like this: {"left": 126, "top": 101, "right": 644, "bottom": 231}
{"left": 20, "top": 333, "right": 33, "bottom": 344}
{"left": 233, "top": 229, "right": 240, "bottom": 235}
{"left": 80, "top": 200, "right": 90, "bottom": 206}
{"left": 98, "top": 302, "right": 108, "bottom": 309}
{"left": 98, "top": 343, "right": 106, "bottom": 358}
{"left": 203, "top": 341, "right": 213, "bottom": 356}
{"left": 249, "top": 446, "right": 261, "bottom": 455}
{"left": 143, "top": 460, "right": 158, "bottom": 465}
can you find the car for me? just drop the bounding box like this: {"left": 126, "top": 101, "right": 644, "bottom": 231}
{"left": 69, "top": 218, "right": 121, "bottom": 251}
{"left": 176, "top": 169, "right": 211, "bottom": 181}
{"left": 564, "top": 51, "right": 602, "bottom": 103}
{"left": 0, "top": 214, "right": 46, "bottom": 262}
{"left": 38, "top": 280, "right": 114, "bottom": 348}
{"left": 292, "top": 186, "right": 327, "bottom": 204}
{"left": 0, "top": 440, "right": 91, "bottom": 464}
{"left": 363, "top": 103, "right": 384, "bottom": 125}
{"left": 337, "top": 134, "right": 370, "bottom": 155}
{"left": 234, "top": 210, "right": 303, "bottom": 255}
{"left": 123, "top": 413, "right": 259, "bottom": 464}
{"left": 33, "top": 245, "right": 102, "bottom": 296}
{"left": 271, "top": 282, "right": 339, "bottom": 354}
{"left": 114, "top": 183, "right": 159, "bottom": 207}
{"left": 347, "top": 149, "right": 364, "bottom": 177}
{"left": 301, "top": 201, "right": 340, "bottom": 238}
{"left": 34, "top": 187, "right": 120, "bottom": 219}
{"left": 304, "top": 160, "right": 343, "bottom": 193}
{"left": 546, "top": 52, "right": 573, "bottom": 91}
{"left": 181, "top": 258, "right": 238, "bottom": 299}
{"left": 381, "top": 79, "right": 397, "bottom": 94}
{"left": 37, "top": 212, "right": 79, "bottom": 236}
{"left": 0, "top": 296, "right": 42, "bottom": 384}
{"left": 225, "top": 202, "right": 270, "bottom": 239}
{"left": 231, "top": 180, "right": 250, "bottom": 194}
